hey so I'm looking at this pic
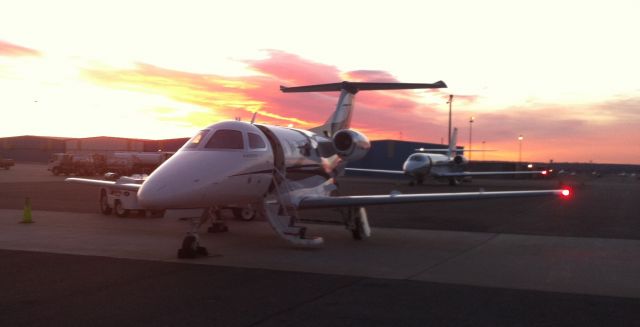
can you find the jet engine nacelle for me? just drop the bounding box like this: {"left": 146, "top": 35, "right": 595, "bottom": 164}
{"left": 332, "top": 129, "right": 371, "bottom": 161}
{"left": 453, "top": 155, "right": 469, "bottom": 165}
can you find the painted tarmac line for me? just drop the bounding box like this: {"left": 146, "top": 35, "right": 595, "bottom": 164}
{"left": 1, "top": 209, "right": 639, "bottom": 299}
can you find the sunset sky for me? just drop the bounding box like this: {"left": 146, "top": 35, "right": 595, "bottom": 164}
{"left": 1, "top": 0, "right": 638, "bottom": 164}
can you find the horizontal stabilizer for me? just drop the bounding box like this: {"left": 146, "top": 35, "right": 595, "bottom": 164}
{"left": 281, "top": 81, "right": 447, "bottom": 94}
{"left": 433, "top": 171, "right": 546, "bottom": 178}
{"left": 415, "top": 148, "right": 496, "bottom": 152}
{"left": 346, "top": 167, "right": 406, "bottom": 175}
{"left": 66, "top": 177, "right": 142, "bottom": 191}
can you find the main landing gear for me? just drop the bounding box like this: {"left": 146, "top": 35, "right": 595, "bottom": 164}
{"left": 177, "top": 207, "right": 229, "bottom": 259}
{"left": 344, "top": 206, "right": 371, "bottom": 240}
{"left": 448, "top": 177, "right": 463, "bottom": 186}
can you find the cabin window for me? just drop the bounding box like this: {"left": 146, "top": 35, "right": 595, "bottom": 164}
{"left": 185, "top": 129, "right": 209, "bottom": 149}
{"left": 205, "top": 129, "right": 244, "bottom": 149}
{"left": 248, "top": 132, "right": 266, "bottom": 149}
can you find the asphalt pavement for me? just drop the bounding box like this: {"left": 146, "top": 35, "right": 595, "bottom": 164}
{"left": 1, "top": 163, "right": 640, "bottom": 326}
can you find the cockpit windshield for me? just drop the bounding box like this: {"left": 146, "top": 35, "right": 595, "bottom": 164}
{"left": 205, "top": 129, "right": 244, "bottom": 150}
{"left": 409, "top": 155, "right": 425, "bottom": 162}
{"left": 184, "top": 129, "right": 210, "bottom": 149}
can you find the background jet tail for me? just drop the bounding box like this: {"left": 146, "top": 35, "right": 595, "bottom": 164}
{"left": 448, "top": 127, "right": 458, "bottom": 157}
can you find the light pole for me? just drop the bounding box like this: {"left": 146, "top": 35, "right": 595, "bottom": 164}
{"left": 518, "top": 134, "right": 524, "bottom": 169}
{"left": 447, "top": 95, "right": 453, "bottom": 146}
{"left": 468, "top": 116, "right": 475, "bottom": 160}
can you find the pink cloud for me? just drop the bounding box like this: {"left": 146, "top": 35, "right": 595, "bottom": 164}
{"left": 245, "top": 50, "right": 341, "bottom": 85}
{"left": 343, "top": 70, "right": 399, "bottom": 82}
{"left": 0, "top": 40, "right": 40, "bottom": 57}
{"left": 445, "top": 93, "right": 479, "bottom": 104}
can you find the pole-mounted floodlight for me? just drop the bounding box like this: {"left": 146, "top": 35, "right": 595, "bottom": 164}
{"left": 518, "top": 134, "right": 524, "bottom": 167}
{"left": 469, "top": 116, "right": 475, "bottom": 160}
{"left": 447, "top": 95, "right": 454, "bottom": 146}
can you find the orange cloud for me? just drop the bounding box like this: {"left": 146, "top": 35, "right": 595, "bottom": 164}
{"left": 450, "top": 98, "right": 640, "bottom": 164}
{"left": 82, "top": 62, "right": 315, "bottom": 127}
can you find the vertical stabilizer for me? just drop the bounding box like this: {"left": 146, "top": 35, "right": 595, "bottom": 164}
{"left": 448, "top": 127, "right": 458, "bottom": 157}
{"left": 310, "top": 90, "right": 355, "bottom": 137}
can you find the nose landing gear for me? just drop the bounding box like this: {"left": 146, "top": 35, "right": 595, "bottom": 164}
{"left": 178, "top": 207, "right": 228, "bottom": 259}
{"left": 177, "top": 235, "right": 209, "bottom": 259}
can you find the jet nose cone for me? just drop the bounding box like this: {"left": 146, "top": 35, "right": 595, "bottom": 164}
{"left": 138, "top": 178, "right": 169, "bottom": 209}
{"left": 403, "top": 161, "right": 418, "bottom": 173}
{"left": 403, "top": 159, "right": 429, "bottom": 176}
{"left": 137, "top": 150, "right": 218, "bottom": 209}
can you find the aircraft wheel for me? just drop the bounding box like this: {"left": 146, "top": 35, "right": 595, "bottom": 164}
{"left": 416, "top": 178, "right": 424, "bottom": 185}
{"left": 114, "top": 200, "right": 129, "bottom": 217}
{"left": 233, "top": 207, "right": 256, "bottom": 221}
{"left": 178, "top": 235, "right": 197, "bottom": 258}
{"left": 448, "top": 177, "right": 462, "bottom": 186}
{"left": 99, "top": 191, "right": 112, "bottom": 215}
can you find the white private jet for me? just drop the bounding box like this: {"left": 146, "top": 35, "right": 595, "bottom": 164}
{"left": 347, "top": 127, "right": 547, "bottom": 186}
{"left": 68, "top": 81, "right": 571, "bottom": 258}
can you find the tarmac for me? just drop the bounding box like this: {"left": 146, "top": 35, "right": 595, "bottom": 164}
{"left": 1, "top": 163, "right": 640, "bottom": 326}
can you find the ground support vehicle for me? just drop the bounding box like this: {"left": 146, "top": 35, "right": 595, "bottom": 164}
{"left": 99, "top": 176, "right": 163, "bottom": 217}
{"left": 0, "top": 157, "right": 15, "bottom": 170}
{"left": 48, "top": 153, "right": 96, "bottom": 176}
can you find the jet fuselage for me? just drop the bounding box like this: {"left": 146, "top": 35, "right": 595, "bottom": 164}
{"left": 138, "top": 120, "right": 331, "bottom": 209}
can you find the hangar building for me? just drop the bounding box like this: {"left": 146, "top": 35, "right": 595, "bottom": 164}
{"left": 347, "top": 139, "right": 454, "bottom": 171}
{"left": 0, "top": 135, "right": 67, "bottom": 163}
{"left": 0, "top": 135, "right": 191, "bottom": 163}
{"left": 65, "top": 137, "right": 145, "bottom": 156}
{"left": 1, "top": 135, "right": 452, "bottom": 171}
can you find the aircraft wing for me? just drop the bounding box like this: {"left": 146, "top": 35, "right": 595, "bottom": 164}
{"left": 415, "top": 149, "right": 495, "bottom": 152}
{"left": 66, "top": 178, "right": 142, "bottom": 191}
{"left": 296, "top": 189, "right": 566, "bottom": 209}
{"left": 433, "top": 171, "right": 545, "bottom": 177}
{"left": 345, "top": 167, "right": 406, "bottom": 175}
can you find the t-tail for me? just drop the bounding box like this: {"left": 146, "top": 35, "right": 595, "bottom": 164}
{"left": 280, "top": 80, "right": 447, "bottom": 138}
{"left": 448, "top": 127, "right": 458, "bottom": 158}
